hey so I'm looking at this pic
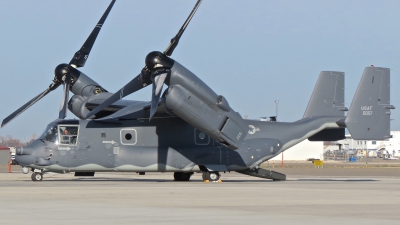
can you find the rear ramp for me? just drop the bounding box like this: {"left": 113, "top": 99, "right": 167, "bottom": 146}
{"left": 237, "top": 168, "right": 286, "bottom": 181}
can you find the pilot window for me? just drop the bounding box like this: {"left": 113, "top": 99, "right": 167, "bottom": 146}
{"left": 59, "top": 125, "right": 79, "bottom": 145}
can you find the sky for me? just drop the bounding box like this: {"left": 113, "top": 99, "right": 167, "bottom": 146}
{"left": 0, "top": 0, "right": 400, "bottom": 140}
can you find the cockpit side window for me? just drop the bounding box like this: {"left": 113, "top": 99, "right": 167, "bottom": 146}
{"left": 39, "top": 125, "right": 58, "bottom": 144}
{"left": 58, "top": 125, "right": 79, "bottom": 146}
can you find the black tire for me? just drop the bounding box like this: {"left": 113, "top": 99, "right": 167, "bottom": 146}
{"left": 208, "top": 172, "right": 220, "bottom": 182}
{"left": 202, "top": 172, "right": 207, "bottom": 181}
{"left": 31, "top": 173, "right": 43, "bottom": 182}
{"left": 174, "top": 172, "right": 193, "bottom": 181}
{"left": 31, "top": 173, "right": 36, "bottom": 181}
{"left": 174, "top": 172, "right": 182, "bottom": 181}
{"left": 182, "top": 172, "right": 193, "bottom": 181}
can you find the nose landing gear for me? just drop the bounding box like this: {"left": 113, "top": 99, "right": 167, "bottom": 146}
{"left": 31, "top": 172, "right": 43, "bottom": 181}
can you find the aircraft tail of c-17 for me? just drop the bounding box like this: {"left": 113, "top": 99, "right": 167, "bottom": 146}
{"left": 304, "top": 66, "right": 394, "bottom": 141}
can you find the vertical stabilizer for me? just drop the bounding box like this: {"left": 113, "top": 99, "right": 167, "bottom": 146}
{"left": 345, "top": 67, "right": 395, "bottom": 140}
{"left": 305, "top": 71, "right": 346, "bottom": 141}
{"left": 303, "top": 71, "right": 346, "bottom": 118}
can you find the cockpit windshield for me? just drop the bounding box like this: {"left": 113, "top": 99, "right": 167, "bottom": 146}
{"left": 39, "top": 124, "right": 79, "bottom": 145}
{"left": 39, "top": 125, "right": 58, "bottom": 144}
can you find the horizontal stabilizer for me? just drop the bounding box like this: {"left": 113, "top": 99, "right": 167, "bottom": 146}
{"left": 345, "top": 67, "right": 395, "bottom": 140}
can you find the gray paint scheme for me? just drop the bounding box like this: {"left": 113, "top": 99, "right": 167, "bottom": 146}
{"left": 5, "top": 0, "right": 394, "bottom": 181}
{"left": 165, "top": 61, "right": 247, "bottom": 150}
{"left": 13, "top": 63, "right": 394, "bottom": 180}
{"left": 304, "top": 71, "right": 346, "bottom": 118}
{"left": 67, "top": 70, "right": 150, "bottom": 120}
{"left": 345, "top": 67, "right": 394, "bottom": 140}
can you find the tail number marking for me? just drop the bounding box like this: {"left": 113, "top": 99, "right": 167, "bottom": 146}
{"left": 361, "top": 106, "right": 373, "bottom": 115}
{"left": 237, "top": 132, "right": 242, "bottom": 140}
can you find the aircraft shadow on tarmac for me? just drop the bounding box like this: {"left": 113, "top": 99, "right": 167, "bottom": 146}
{"left": 24, "top": 178, "right": 273, "bottom": 183}
{"left": 22, "top": 177, "right": 378, "bottom": 183}
{"left": 294, "top": 179, "right": 377, "bottom": 182}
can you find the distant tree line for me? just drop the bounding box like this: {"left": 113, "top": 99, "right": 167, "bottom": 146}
{"left": 0, "top": 134, "right": 37, "bottom": 147}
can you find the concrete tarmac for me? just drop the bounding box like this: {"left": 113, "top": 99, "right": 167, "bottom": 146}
{"left": 1, "top": 169, "right": 400, "bottom": 225}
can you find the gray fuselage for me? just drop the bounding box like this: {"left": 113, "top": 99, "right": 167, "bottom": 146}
{"left": 16, "top": 113, "right": 343, "bottom": 174}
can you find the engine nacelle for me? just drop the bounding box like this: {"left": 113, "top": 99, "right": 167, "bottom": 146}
{"left": 69, "top": 92, "right": 134, "bottom": 119}
{"left": 68, "top": 68, "right": 107, "bottom": 98}
{"left": 68, "top": 95, "right": 90, "bottom": 119}
{"left": 165, "top": 61, "right": 248, "bottom": 150}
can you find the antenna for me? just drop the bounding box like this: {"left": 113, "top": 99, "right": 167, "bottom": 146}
{"left": 275, "top": 100, "right": 279, "bottom": 120}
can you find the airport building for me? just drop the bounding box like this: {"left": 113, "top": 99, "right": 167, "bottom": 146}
{"left": 0, "top": 145, "right": 10, "bottom": 165}
{"left": 270, "top": 131, "right": 400, "bottom": 161}
{"left": 270, "top": 140, "right": 323, "bottom": 161}
{"left": 336, "top": 131, "right": 400, "bottom": 158}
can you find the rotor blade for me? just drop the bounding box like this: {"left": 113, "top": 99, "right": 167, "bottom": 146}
{"left": 149, "top": 72, "right": 168, "bottom": 119}
{"left": 163, "top": 0, "right": 203, "bottom": 57}
{"left": 84, "top": 71, "right": 152, "bottom": 119}
{"left": 1, "top": 82, "right": 60, "bottom": 128}
{"left": 59, "top": 74, "right": 71, "bottom": 119}
{"left": 69, "top": 0, "right": 116, "bottom": 67}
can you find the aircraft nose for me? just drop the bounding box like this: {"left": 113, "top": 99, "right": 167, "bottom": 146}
{"left": 16, "top": 146, "right": 33, "bottom": 155}
{"left": 15, "top": 146, "right": 36, "bottom": 166}
{"left": 15, "top": 154, "right": 34, "bottom": 167}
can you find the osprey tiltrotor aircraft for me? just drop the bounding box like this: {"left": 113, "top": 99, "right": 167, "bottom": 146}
{"left": 2, "top": 0, "right": 395, "bottom": 182}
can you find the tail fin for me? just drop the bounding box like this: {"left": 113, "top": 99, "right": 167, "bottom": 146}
{"left": 305, "top": 71, "right": 347, "bottom": 141}
{"left": 345, "top": 67, "right": 395, "bottom": 140}
{"left": 303, "top": 71, "right": 347, "bottom": 118}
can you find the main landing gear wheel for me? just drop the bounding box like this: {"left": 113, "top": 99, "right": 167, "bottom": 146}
{"left": 202, "top": 171, "right": 220, "bottom": 182}
{"left": 31, "top": 172, "right": 43, "bottom": 182}
{"left": 173, "top": 172, "right": 193, "bottom": 181}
